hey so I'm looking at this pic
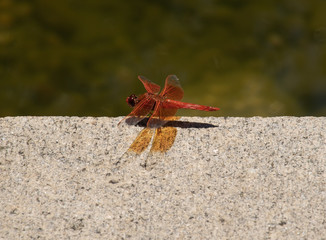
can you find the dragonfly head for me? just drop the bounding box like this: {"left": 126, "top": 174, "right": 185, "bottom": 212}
{"left": 126, "top": 94, "right": 138, "bottom": 108}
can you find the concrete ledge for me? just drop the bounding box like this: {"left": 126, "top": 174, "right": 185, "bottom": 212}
{"left": 1, "top": 116, "right": 325, "bottom": 239}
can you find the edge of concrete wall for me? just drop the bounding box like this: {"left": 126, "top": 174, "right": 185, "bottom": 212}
{"left": 1, "top": 116, "right": 325, "bottom": 239}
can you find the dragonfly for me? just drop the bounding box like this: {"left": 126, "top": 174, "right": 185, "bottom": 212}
{"left": 119, "top": 75, "right": 220, "bottom": 128}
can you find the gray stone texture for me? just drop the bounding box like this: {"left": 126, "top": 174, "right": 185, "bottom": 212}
{"left": 0, "top": 116, "right": 325, "bottom": 239}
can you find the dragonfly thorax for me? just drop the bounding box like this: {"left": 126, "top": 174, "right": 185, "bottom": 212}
{"left": 127, "top": 93, "right": 159, "bottom": 108}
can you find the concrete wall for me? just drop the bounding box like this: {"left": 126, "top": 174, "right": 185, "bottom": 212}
{"left": 1, "top": 117, "right": 325, "bottom": 239}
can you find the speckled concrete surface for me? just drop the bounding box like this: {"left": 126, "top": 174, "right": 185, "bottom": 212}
{"left": 0, "top": 116, "right": 325, "bottom": 239}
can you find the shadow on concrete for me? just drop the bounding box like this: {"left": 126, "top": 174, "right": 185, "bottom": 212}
{"left": 127, "top": 117, "right": 219, "bottom": 129}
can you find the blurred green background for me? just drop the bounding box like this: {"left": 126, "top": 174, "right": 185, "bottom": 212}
{"left": 1, "top": 0, "right": 326, "bottom": 117}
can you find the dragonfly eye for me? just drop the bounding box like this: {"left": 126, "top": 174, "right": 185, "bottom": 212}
{"left": 126, "top": 94, "right": 138, "bottom": 107}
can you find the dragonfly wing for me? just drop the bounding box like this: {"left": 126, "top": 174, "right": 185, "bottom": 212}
{"left": 147, "top": 102, "right": 179, "bottom": 128}
{"left": 160, "top": 75, "right": 184, "bottom": 101}
{"left": 138, "top": 76, "right": 161, "bottom": 94}
{"left": 120, "top": 94, "right": 155, "bottom": 126}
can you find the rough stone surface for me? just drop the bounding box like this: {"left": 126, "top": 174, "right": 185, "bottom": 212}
{"left": 0, "top": 116, "right": 325, "bottom": 239}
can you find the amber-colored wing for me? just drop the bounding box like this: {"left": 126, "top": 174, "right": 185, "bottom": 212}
{"left": 138, "top": 76, "right": 161, "bottom": 94}
{"left": 146, "top": 101, "right": 178, "bottom": 128}
{"left": 145, "top": 75, "right": 184, "bottom": 128}
{"left": 160, "top": 75, "right": 184, "bottom": 100}
{"left": 119, "top": 93, "right": 155, "bottom": 126}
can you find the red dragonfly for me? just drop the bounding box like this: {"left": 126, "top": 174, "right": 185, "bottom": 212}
{"left": 120, "top": 75, "right": 220, "bottom": 128}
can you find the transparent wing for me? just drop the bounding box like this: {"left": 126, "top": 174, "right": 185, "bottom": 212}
{"left": 146, "top": 102, "right": 179, "bottom": 128}
{"left": 138, "top": 75, "right": 161, "bottom": 94}
{"left": 160, "top": 75, "right": 184, "bottom": 100}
